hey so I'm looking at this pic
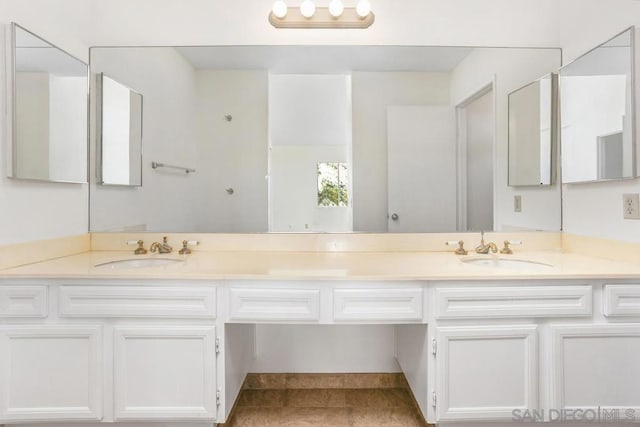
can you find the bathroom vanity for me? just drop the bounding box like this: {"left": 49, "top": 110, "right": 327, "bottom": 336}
{"left": 2, "top": 235, "right": 640, "bottom": 427}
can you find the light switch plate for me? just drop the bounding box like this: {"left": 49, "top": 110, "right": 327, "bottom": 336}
{"left": 623, "top": 194, "right": 640, "bottom": 219}
{"left": 514, "top": 195, "right": 522, "bottom": 213}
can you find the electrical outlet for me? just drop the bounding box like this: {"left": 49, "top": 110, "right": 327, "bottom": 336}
{"left": 514, "top": 195, "right": 522, "bottom": 213}
{"left": 623, "top": 194, "right": 640, "bottom": 219}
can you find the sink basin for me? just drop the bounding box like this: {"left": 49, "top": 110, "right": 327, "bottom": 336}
{"left": 461, "top": 258, "right": 554, "bottom": 272}
{"left": 94, "top": 258, "right": 184, "bottom": 270}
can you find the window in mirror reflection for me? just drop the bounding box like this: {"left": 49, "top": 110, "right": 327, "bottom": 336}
{"left": 98, "top": 74, "right": 143, "bottom": 186}
{"left": 560, "top": 28, "right": 635, "bottom": 183}
{"left": 12, "top": 24, "right": 88, "bottom": 183}
{"left": 318, "top": 163, "right": 349, "bottom": 207}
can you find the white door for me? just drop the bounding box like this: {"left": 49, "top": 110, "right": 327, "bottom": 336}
{"left": 551, "top": 325, "right": 640, "bottom": 413}
{"left": 114, "top": 326, "right": 217, "bottom": 421}
{"left": 0, "top": 325, "right": 103, "bottom": 422}
{"left": 435, "top": 325, "right": 538, "bottom": 421}
{"left": 387, "top": 106, "right": 456, "bottom": 232}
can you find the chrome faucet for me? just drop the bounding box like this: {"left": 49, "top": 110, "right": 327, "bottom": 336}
{"left": 150, "top": 236, "right": 173, "bottom": 254}
{"left": 475, "top": 231, "right": 498, "bottom": 254}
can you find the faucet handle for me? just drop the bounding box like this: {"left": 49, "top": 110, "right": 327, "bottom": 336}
{"left": 446, "top": 240, "right": 468, "bottom": 256}
{"left": 179, "top": 240, "right": 199, "bottom": 255}
{"left": 127, "top": 240, "right": 147, "bottom": 255}
{"left": 500, "top": 240, "right": 522, "bottom": 255}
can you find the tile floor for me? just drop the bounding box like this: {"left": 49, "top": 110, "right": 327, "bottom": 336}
{"left": 223, "top": 374, "right": 430, "bottom": 427}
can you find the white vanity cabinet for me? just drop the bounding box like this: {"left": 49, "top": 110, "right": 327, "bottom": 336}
{"left": 550, "top": 324, "right": 640, "bottom": 413}
{"left": 113, "top": 326, "right": 217, "bottom": 421}
{"left": 0, "top": 282, "right": 219, "bottom": 425}
{"left": 435, "top": 325, "right": 538, "bottom": 421}
{"left": 427, "top": 282, "right": 597, "bottom": 424}
{"left": 0, "top": 325, "right": 103, "bottom": 422}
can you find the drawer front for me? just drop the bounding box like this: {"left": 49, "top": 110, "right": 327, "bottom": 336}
{"left": 333, "top": 288, "right": 423, "bottom": 322}
{"left": 59, "top": 286, "right": 216, "bottom": 318}
{"left": 435, "top": 286, "right": 592, "bottom": 319}
{"left": 229, "top": 288, "right": 320, "bottom": 322}
{"left": 604, "top": 285, "right": 640, "bottom": 317}
{"left": 0, "top": 286, "right": 48, "bottom": 318}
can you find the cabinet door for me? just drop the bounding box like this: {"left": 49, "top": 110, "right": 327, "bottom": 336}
{"left": 0, "top": 325, "right": 102, "bottom": 422}
{"left": 436, "top": 325, "right": 538, "bottom": 421}
{"left": 114, "top": 326, "right": 216, "bottom": 421}
{"left": 552, "top": 324, "right": 640, "bottom": 412}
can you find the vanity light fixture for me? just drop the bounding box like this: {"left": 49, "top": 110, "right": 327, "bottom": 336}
{"left": 269, "top": 0, "right": 374, "bottom": 29}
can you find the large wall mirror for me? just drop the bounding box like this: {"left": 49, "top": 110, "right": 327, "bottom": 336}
{"left": 89, "top": 46, "right": 561, "bottom": 233}
{"left": 8, "top": 23, "right": 88, "bottom": 183}
{"left": 560, "top": 27, "right": 636, "bottom": 184}
{"left": 508, "top": 73, "right": 557, "bottom": 187}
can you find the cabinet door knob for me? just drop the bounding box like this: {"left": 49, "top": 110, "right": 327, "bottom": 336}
{"left": 391, "top": 213, "right": 399, "bottom": 221}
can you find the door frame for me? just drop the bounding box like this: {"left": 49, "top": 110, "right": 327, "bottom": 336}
{"left": 454, "top": 80, "right": 497, "bottom": 232}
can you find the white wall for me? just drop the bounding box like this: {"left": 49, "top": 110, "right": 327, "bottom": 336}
{"left": 5, "top": 0, "right": 640, "bottom": 243}
{"left": 195, "top": 70, "right": 268, "bottom": 232}
{"left": 89, "top": 48, "right": 200, "bottom": 232}
{"left": 557, "top": 0, "right": 640, "bottom": 242}
{"left": 352, "top": 72, "right": 451, "bottom": 232}
{"left": 0, "top": 24, "right": 88, "bottom": 245}
{"left": 450, "top": 48, "right": 562, "bottom": 232}
{"left": 252, "top": 325, "right": 400, "bottom": 373}
{"left": 0, "top": 0, "right": 562, "bottom": 48}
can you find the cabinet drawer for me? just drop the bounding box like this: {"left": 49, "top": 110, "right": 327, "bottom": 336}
{"left": 59, "top": 286, "right": 216, "bottom": 318}
{"left": 333, "top": 288, "right": 423, "bottom": 322}
{"left": 604, "top": 285, "right": 640, "bottom": 317}
{"left": 229, "top": 288, "right": 320, "bottom": 322}
{"left": 435, "top": 286, "right": 592, "bottom": 319}
{"left": 0, "top": 286, "right": 48, "bottom": 318}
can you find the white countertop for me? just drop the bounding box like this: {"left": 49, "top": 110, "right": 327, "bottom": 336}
{"left": 2, "top": 250, "right": 640, "bottom": 281}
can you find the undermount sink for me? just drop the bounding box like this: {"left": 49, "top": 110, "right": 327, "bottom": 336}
{"left": 461, "top": 257, "right": 554, "bottom": 272}
{"left": 94, "top": 258, "right": 184, "bottom": 270}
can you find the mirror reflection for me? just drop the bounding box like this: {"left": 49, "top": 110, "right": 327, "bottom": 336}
{"left": 10, "top": 24, "right": 88, "bottom": 183}
{"left": 508, "top": 73, "right": 557, "bottom": 187}
{"left": 98, "top": 73, "right": 143, "bottom": 186}
{"left": 560, "top": 28, "right": 636, "bottom": 183}
{"left": 89, "top": 46, "right": 561, "bottom": 233}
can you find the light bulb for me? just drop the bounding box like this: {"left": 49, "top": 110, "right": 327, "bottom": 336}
{"left": 356, "top": 0, "right": 371, "bottom": 18}
{"left": 328, "top": 0, "right": 344, "bottom": 18}
{"left": 300, "top": 0, "right": 316, "bottom": 18}
{"left": 272, "top": 1, "right": 288, "bottom": 18}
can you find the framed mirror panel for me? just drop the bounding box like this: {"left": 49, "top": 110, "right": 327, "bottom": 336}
{"left": 560, "top": 27, "right": 636, "bottom": 184}
{"left": 8, "top": 23, "right": 88, "bottom": 183}
{"left": 97, "top": 73, "right": 143, "bottom": 186}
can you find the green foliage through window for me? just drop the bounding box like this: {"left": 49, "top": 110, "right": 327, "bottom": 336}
{"left": 317, "top": 162, "right": 349, "bottom": 207}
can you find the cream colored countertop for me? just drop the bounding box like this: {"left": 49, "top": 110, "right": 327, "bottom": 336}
{"left": 2, "top": 250, "right": 640, "bottom": 281}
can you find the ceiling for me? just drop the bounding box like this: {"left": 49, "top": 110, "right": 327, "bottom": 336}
{"left": 176, "top": 45, "right": 473, "bottom": 74}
